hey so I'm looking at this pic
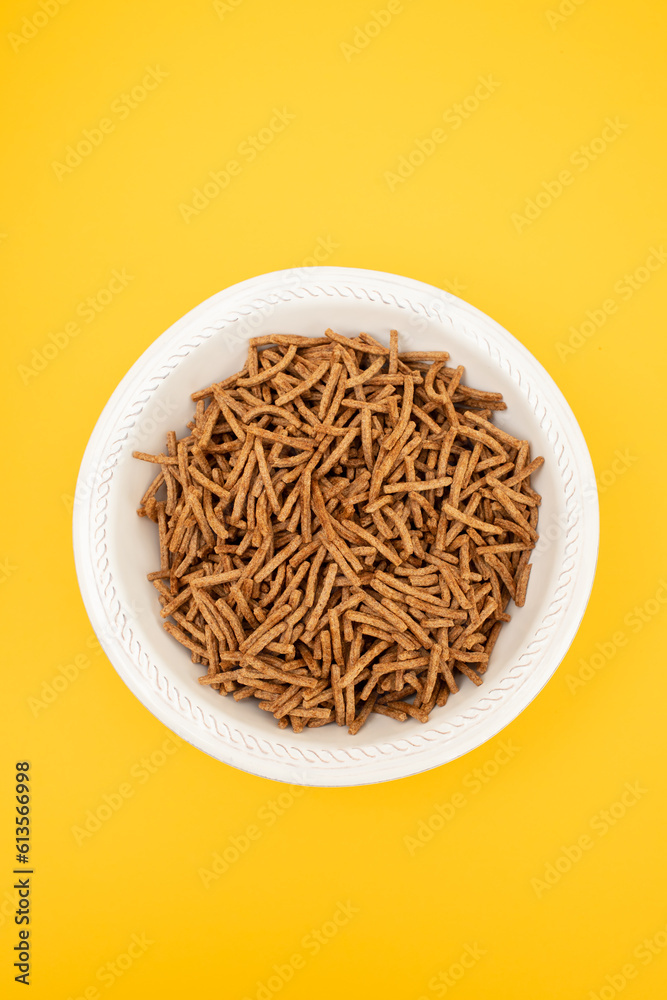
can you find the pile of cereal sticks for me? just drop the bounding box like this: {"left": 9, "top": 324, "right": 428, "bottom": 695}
{"left": 135, "top": 329, "right": 543, "bottom": 735}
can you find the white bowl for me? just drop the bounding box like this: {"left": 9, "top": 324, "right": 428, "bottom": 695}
{"left": 73, "top": 267, "right": 599, "bottom": 786}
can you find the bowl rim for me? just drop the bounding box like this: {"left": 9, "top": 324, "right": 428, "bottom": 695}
{"left": 73, "top": 266, "right": 599, "bottom": 786}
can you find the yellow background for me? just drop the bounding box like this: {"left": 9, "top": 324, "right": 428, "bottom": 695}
{"left": 2, "top": 0, "right": 666, "bottom": 997}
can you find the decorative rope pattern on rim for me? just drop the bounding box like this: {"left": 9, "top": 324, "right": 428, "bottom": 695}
{"left": 91, "top": 282, "right": 577, "bottom": 765}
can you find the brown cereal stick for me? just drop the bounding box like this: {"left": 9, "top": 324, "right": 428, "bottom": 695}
{"left": 302, "top": 544, "right": 327, "bottom": 607}
{"left": 214, "top": 599, "right": 246, "bottom": 646}
{"left": 514, "top": 550, "right": 532, "bottom": 608}
{"left": 486, "top": 476, "right": 540, "bottom": 508}
{"left": 463, "top": 410, "right": 523, "bottom": 449}
{"left": 339, "top": 640, "right": 392, "bottom": 689}
{"left": 383, "top": 475, "right": 452, "bottom": 494}
{"left": 139, "top": 470, "right": 165, "bottom": 510}
{"left": 383, "top": 506, "right": 414, "bottom": 557}
{"left": 243, "top": 658, "right": 320, "bottom": 689}
{"left": 324, "top": 329, "right": 370, "bottom": 352}
{"left": 384, "top": 374, "right": 414, "bottom": 450}
{"left": 158, "top": 584, "right": 193, "bottom": 619}
{"left": 326, "top": 605, "right": 342, "bottom": 657}
{"left": 315, "top": 426, "right": 361, "bottom": 479}
{"left": 388, "top": 329, "right": 399, "bottom": 375}
{"left": 133, "top": 451, "right": 178, "bottom": 466}
{"left": 480, "top": 622, "right": 503, "bottom": 671}
{"left": 241, "top": 403, "right": 303, "bottom": 428}
{"left": 193, "top": 589, "right": 237, "bottom": 649}
{"left": 191, "top": 366, "right": 249, "bottom": 400}
{"left": 476, "top": 542, "right": 534, "bottom": 555}
{"left": 451, "top": 660, "right": 484, "bottom": 686}
{"left": 340, "top": 398, "right": 393, "bottom": 414}
{"left": 439, "top": 658, "right": 459, "bottom": 693}
{"left": 253, "top": 536, "right": 302, "bottom": 584}
{"left": 341, "top": 520, "right": 402, "bottom": 566}
{"left": 184, "top": 488, "right": 215, "bottom": 546}
{"left": 345, "top": 355, "right": 386, "bottom": 387}
{"left": 371, "top": 577, "right": 455, "bottom": 618}
{"left": 272, "top": 690, "right": 306, "bottom": 720}
{"left": 377, "top": 597, "right": 434, "bottom": 648}
{"left": 157, "top": 503, "right": 169, "bottom": 571}
{"left": 395, "top": 561, "right": 444, "bottom": 576}
{"left": 348, "top": 690, "right": 379, "bottom": 735}
{"left": 237, "top": 605, "right": 292, "bottom": 652}
{"left": 273, "top": 360, "right": 330, "bottom": 406}
{"left": 373, "top": 570, "right": 451, "bottom": 610}
{"left": 191, "top": 569, "right": 243, "bottom": 588}
{"left": 303, "top": 561, "right": 339, "bottom": 635}
{"left": 272, "top": 561, "right": 310, "bottom": 610}
{"left": 236, "top": 344, "right": 298, "bottom": 387}
{"left": 214, "top": 389, "right": 247, "bottom": 441}
{"left": 330, "top": 661, "right": 345, "bottom": 725}
{"left": 358, "top": 332, "right": 391, "bottom": 354}
{"left": 500, "top": 455, "right": 545, "bottom": 490}
{"left": 399, "top": 351, "right": 450, "bottom": 362}
{"left": 253, "top": 437, "right": 280, "bottom": 515}
{"left": 319, "top": 628, "right": 332, "bottom": 679}
{"left": 439, "top": 502, "right": 503, "bottom": 534}
{"left": 481, "top": 552, "right": 516, "bottom": 600}
{"left": 457, "top": 424, "right": 507, "bottom": 459}
{"left": 490, "top": 487, "right": 539, "bottom": 542}
{"left": 345, "top": 675, "right": 356, "bottom": 726}
{"left": 458, "top": 462, "right": 514, "bottom": 502}
{"left": 245, "top": 425, "right": 317, "bottom": 450}
{"left": 250, "top": 335, "right": 331, "bottom": 347}
{"left": 163, "top": 621, "right": 208, "bottom": 658}
{"left": 318, "top": 362, "right": 344, "bottom": 420}
{"left": 374, "top": 703, "right": 408, "bottom": 721}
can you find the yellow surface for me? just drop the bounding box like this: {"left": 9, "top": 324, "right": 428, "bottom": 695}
{"left": 2, "top": 1, "right": 666, "bottom": 997}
